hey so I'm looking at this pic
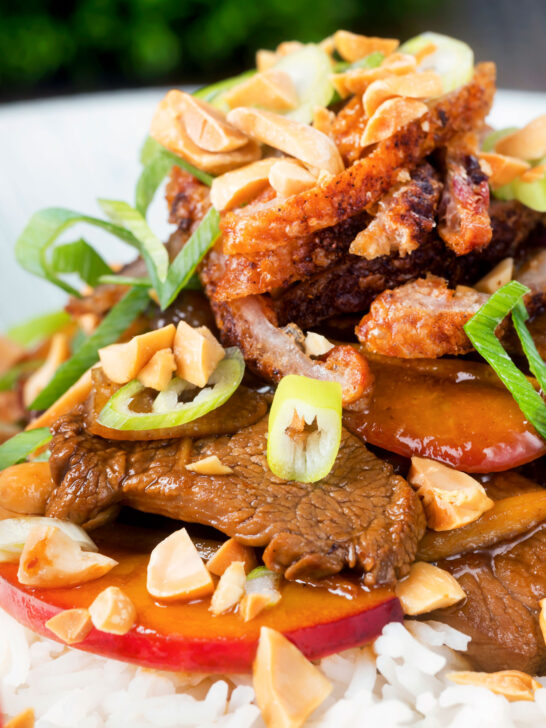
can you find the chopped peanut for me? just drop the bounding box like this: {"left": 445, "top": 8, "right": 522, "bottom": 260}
{"left": 206, "top": 538, "right": 258, "bottom": 576}
{"left": 0, "top": 461, "right": 54, "bottom": 516}
{"left": 151, "top": 90, "right": 261, "bottom": 175}
{"left": 478, "top": 151, "right": 530, "bottom": 188}
{"left": 18, "top": 524, "right": 117, "bottom": 588}
{"left": 99, "top": 325, "right": 175, "bottom": 384}
{"left": 46, "top": 608, "right": 92, "bottom": 644}
{"left": 186, "top": 455, "right": 233, "bottom": 475}
{"left": 26, "top": 367, "right": 94, "bottom": 431}
{"left": 331, "top": 53, "right": 417, "bottom": 98}
{"left": 175, "top": 92, "right": 250, "bottom": 152}
{"left": 5, "top": 708, "right": 35, "bottom": 728}
{"left": 173, "top": 321, "right": 225, "bottom": 389}
{"left": 223, "top": 70, "right": 299, "bottom": 112}
{"left": 253, "top": 627, "right": 332, "bottom": 728}
{"left": 0, "top": 336, "right": 26, "bottom": 377}
{"left": 312, "top": 106, "right": 335, "bottom": 135}
{"left": 363, "top": 71, "right": 443, "bottom": 117}
{"left": 495, "top": 114, "right": 546, "bottom": 160}
{"left": 395, "top": 561, "right": 465, "bottom": 615}
{"left": 520, "top": 164, "right": 546, "bottom": 183}
{"left": 209, "top": 560, "right": 246, "bottom": 615}
{"left": 408, "top": 457, "right": 494, "bottom": 531}
{"left": 89, "top": 586, "right": 136, "bottom": 635}
{"left": 304, "top": 332, "right": 334, "bottom": 357}
{"left": 362, "top": 97, "right": 427, "bottom": 147}
{"left": 227, "top": 107, "right": 344, "bottom": 176}
{"left": 475, "top": 258, "right": 514, "bottom": 294}
{"left": 147, "top": 527, "right": 214, "bottom": 601}
{"left": 210, "top": 158, "right": 277, "bottom": 212}
{"left": 256, "top": 49, "right": 278, "bottom": 72}
{"left": 447, "top": 670, "right": 542, "bottom": 702}
{"left": 333, "top": 30, "right": 399, "bottom": 63}
{"left": 269, "top": 159, "right": 317, "bottom": 197}
{"left": 23, "top": 333, "right": 70, "bottom": 407}
{"left": 137, "top": 348, "right": 176, "bottom": 391}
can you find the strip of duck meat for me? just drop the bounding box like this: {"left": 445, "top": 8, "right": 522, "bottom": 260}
{"left": 220, "top": 64, "right": 495, "bottom": 256}
{"left": 46, "top": 410, "right": 425, "bottom": 586}
{"left": 355, "top": 275, "right": 488, "bottom": 358}
{"left": 437, "top": 142, "right": 492, "bottom": 255}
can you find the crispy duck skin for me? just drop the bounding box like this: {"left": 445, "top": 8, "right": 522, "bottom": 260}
{"left": 220, "top": 64, "right": 496, "bottom": 256}
{"left": 46, "top": 409, "right": 425, "bottom": 585}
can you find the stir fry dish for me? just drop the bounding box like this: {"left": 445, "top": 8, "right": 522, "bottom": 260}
{"left": 2, "top": 28, "right": 546, "bottom": 726}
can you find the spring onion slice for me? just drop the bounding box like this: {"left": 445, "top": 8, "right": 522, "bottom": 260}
{"left": 512, "top": 300, "right": 546, "bottom": 393}
{"left": 0, "top": 428, "right": 52, "bottom": 471}
{"left": 31, "top": 287, "right": 150, "bottom": 411}
{"left": 267, "top": 374, "right": 342, "bottom": 483}
{"left": 400, "top": 32, "right": 474, "bottom": 93}
{"left": 135, "top": 137, "right": 213, "bottom": 216}
{"left": 193, "top": 70, "right": 256, "bottom": 105}
{"left": 464, "top": 281, "right": 546, "bottom": 438}
{"left": 50, "top": 239, "right": 113, "bottom": 287}
{"left": 8, "top": 310, "right": 71, "bottom": 347}
{"left": 334, "top": 51, "right": 384, "bottom": 73}
{"left": 15, "top": 207, "right": 139, "bottom": 296}
{"left": 99, "top": 199, "right": 169, "bottom": 288}
{"left": 97, "top": 274, "right": 152, "bottom": 288}
{"left": 245, "top": 566, "right": 281, "bottom": 607}
{"left": 97, "top": 347, "right": 244, "bottom": 431}
{"left": 157, "top": 207, "right": 220, "bottom": 310}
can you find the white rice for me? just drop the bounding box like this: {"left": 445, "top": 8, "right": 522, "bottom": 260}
{"left": 2, "top": 608, "right": 546, "bottom": 728}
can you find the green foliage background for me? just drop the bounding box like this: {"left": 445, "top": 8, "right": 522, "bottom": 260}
{"left": 0, "top": 0, "right": 438, "bottom": 98}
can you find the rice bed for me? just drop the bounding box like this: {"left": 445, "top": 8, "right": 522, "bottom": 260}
{"left": 2, "top": 608, "right": 546, "bottom": 727}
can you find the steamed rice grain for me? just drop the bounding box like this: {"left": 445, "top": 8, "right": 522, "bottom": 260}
{"left": 2, "top": 608, "right": 546, "bottom": 727}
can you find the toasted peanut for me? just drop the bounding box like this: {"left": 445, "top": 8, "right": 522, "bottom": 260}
{"left": 408, "top": 457, "right": 494, "bottom": 531}
{"left": 519, "top": 163, "right": 546, "bottom": 183}
{"left": 276, "top": 41, "right": 305, "bottom": 57}
{"left": 240, "top": 592, "right": 277, "bottom": 622}
{"left": 475, "top": 258, "right": 514, "bottom": 294}
{"left": 23, "top": 333, "right": 70, "bottom": 407}
{"left": 361, "top": 97, "right": 427, "bottom": 147}
{"left": 334, "top": 30, "right": 399, "bottom": 63}
{"left": 26, "top": 367, "right": 93, "bottom": 431}
{"left": 319, "top": 35, "right": 336, "bottom": 57}
{"left": 210, "top": 158, "right": 277, "bottom": 211}
{"left": 5, "top": 708, "right": 35, "bottom": 728}
{"left": 151, "top": 90, "right": 261, "bottom": 175}
{"left": 207, "top": 538, "right": 258, "bottom": 576}
{"left": 0, "top": 461, "right": 54, "bottom": 516}
{"left": 495, "top": 114, "right": 546, "bottom": 160}
{"left": 447, "top": 670, "right": 541, "bottom": 702}
{"left": 137, "top": 348, "right": 176, "bottom": 391}
{"left": 312, "top": 106, "right": 335, "bottom": 135}
{"left": 223, "top": 70, "right": 299, "bottom": 112}
{"left": 269, "top": 160, "right": 317, "bottom": 197}
{"left": 45, "top": 608, "right": 92, "bottom": 645}
{"left": 256, "top": 49, "right": 279, "bottom": 72}
{"left": 209, "top": 560, "right": 246, "bottom": 615}
{"left": 186, "top": 455, "right": 233, "bottom": 475}
{"left": 99, "top": 324, "right": 175, "bottom": 384}
{"left": 478, "top": 151, "right": 530, "bottom": 188}
{"left": 89, "top": 586, "right": 136, "bottom": 635}
{"left": 363, "top": 71, "right": 443, "bottom": 117}
{"left": 253, "top": 626, "right": 332, "bottom": 728}
{"left": 175, "top": 92, "right": 250, "bottom": 152}
{"left": 304, "top": 332, "right": 334, "bottom": 357}
{"left": 0, "top": 336, "right": 26, "bottom": 377}
{"left": 227, "top": 107, "right": 344, "bottom": 176}
{"left": 18, "top": 524, "right": 117, "bottom": 588}
{"left": 173, "top": 321, "right": 225, "bottom": 388}
{"left": 147, "top": 527, "right": 214, "bottom": 601}
{"left": 396, "top": 562, "right": 465, "bottom": 615}
{"left": 331, "top": 53, "right": 418, "bottom": 98}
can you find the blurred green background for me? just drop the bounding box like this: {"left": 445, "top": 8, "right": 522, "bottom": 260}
{"left": 1, "top": 0, "right": 545, "bottom": 101}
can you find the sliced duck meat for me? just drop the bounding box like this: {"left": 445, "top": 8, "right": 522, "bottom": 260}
{"left": 438, "top": 144, "right": 492, "bottom": 256}
{"left": 219, "top": 64, "right": 495, "bottom": 256}
{"left": 355, "top": 276, "right": 488, "bottom": 358}
{"left": 46, "top": 410, "right": 425, "bottom": 585}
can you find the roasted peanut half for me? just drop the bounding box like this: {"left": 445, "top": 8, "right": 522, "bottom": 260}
{"left": 448, "top": 670, "right": 542, "bottom": 702}
{"left": 227, "top": 107, "right": 344, "bottom": 175}
{"left": 175, "top": 92, "right": 250, "bottom": 152}
{"left": 363, "top": 71, "right": 443, "bottom": 117}
{"left": 495, "top": 114, "right": 546, "bottom": 160}
{"left": 361, "top": 97, "right": 428, "bottom": 147}
{"left": 395, "top": 561, "right": 465, "bottom": 615}
{"left": 223, "top": 70, "right": 299, "bottom": 112}
{"left": 331, "top": 53, "right": 418, "bottom": 98}
{"left": 333, "top": 30, "right": 399, "bottom": 62}
{"left": 210, "top": 157, "right": 277, "bottom": 211}
{"left": 268, "top": 159, "right": 317, "bottom": 197}
{"left": 478, "top": 151, "right": 530, "bottom": 188}
{"left": 475, "top": 258, "right": 514, "bottom": 294}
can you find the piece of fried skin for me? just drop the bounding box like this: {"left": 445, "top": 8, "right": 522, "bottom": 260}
{"left": 46, "top": 410, "right": 425, "bottom": 586}
{"left": 438, "top": 139, "right": 492, "bottom": 255}
{"left": 355, "top": 275, "right": 489, "bottom": 359}
{"left": 220, "top": 63, "right": 495, "bottom": 255}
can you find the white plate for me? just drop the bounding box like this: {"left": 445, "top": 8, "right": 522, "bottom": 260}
{"left": 0, "top": 87, "right": 544, "bottom": 329}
